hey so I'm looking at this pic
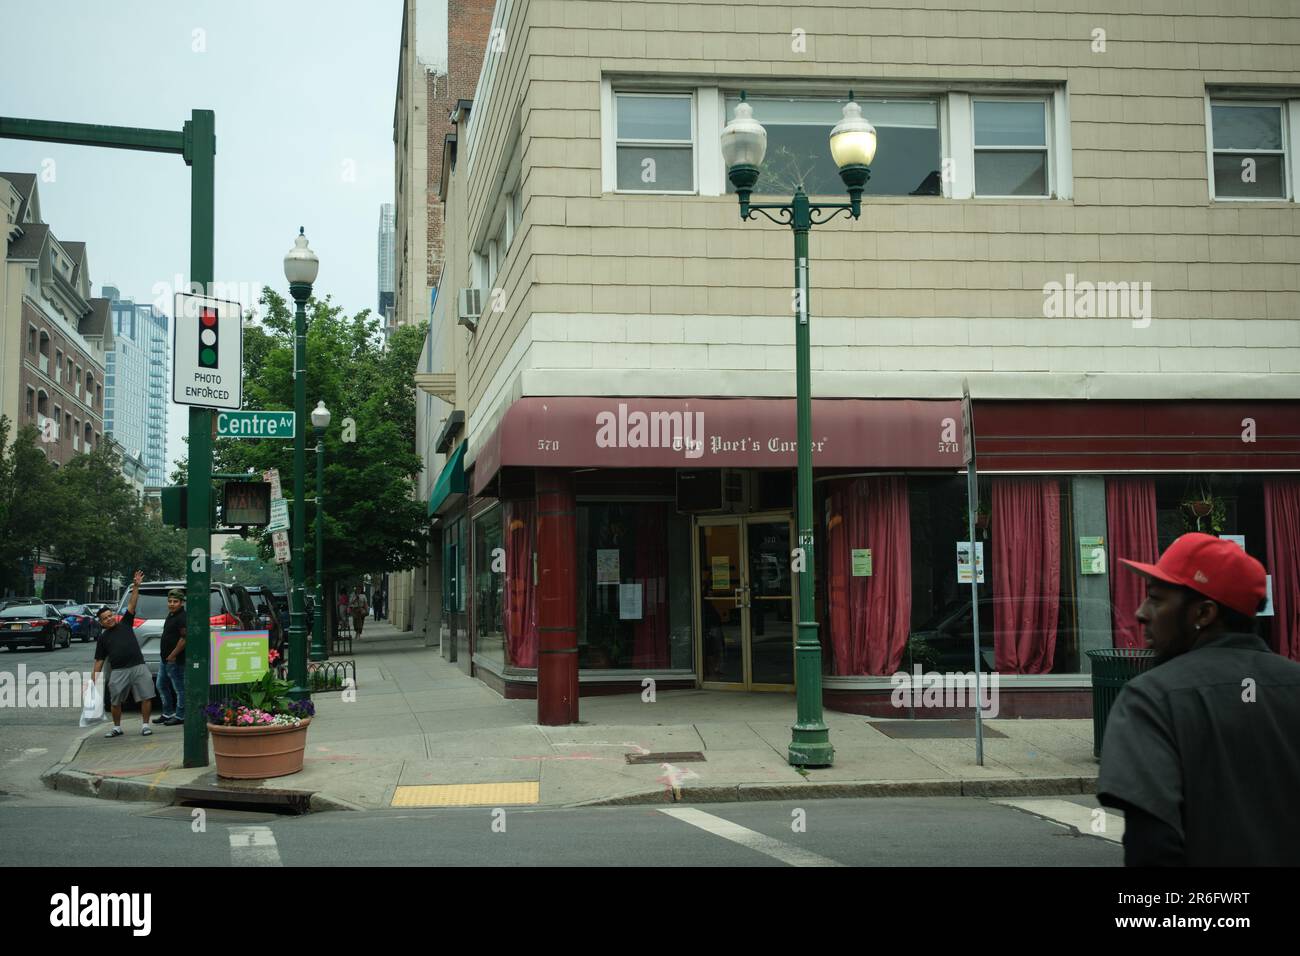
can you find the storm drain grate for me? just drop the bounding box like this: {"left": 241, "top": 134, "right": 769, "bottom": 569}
{"left": 625, "top": 751, "right": 706, "bottom": 765}
{"left": 870, "top": 720, "right": 1006, "bottom": 740}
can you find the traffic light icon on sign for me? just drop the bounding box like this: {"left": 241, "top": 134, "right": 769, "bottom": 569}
{"left": 198, "top": 306, "right": 218, "bottom": 368}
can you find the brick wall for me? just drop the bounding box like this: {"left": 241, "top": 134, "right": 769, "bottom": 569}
{"left": 426, "top": 0, "right": 496, "bottom": 291}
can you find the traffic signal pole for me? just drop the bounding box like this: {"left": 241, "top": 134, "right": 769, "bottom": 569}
{"left": 184, "top": 110, "right": 216, "bottom": 767}
{"left": 0, "top": 109, "right": 217, "bottom": 768}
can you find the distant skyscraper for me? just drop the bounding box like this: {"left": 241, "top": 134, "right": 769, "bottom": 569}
{"left": 103, "top": 288, "right": 169, "bottom": 485}
{"left": 378, "top": 203, "right": 395, "bottom": 326}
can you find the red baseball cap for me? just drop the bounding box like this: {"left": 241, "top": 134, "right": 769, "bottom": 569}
{"left": 1120, "top": 532, "right": 1267, "bottom": 616}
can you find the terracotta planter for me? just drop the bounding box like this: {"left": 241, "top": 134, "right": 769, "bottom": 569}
{"left": 1187, "top": 500, "right": 1214, "bottom": 517}
{"left": 208, "top": 717, "right": 311, "bottom": 779}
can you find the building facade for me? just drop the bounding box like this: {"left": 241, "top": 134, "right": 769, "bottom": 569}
{"left": 2, "top": 172, "right": 110, "bottom": 468}
{"left": 419, "top": 0, "right": 1300, "bottom": 716}
{"left": 396, "top": 0, "right": 496, "bottom": 632}
{"left": 102, "top": 287, "right": 169, "bottom": 485}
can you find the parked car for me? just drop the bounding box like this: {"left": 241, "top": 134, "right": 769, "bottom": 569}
{"left": 43, "top": 598, "right": 78, "bottom": 611}
{"left": 111, "top": 580, "right": 257, "bottom": 680}
{"left": 62, "top": 604, "right": 102, "bottom": 643}
{"left": 0, "top": 603, "right": 72, "bottom": 651}
{"left": 2, "top": 597, "right": 41, "bottom": 609}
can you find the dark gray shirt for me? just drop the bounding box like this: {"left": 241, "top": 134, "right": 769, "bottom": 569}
{"left": 1097, "top": 632, "right": 1300, "bottom": 866}
{"left": 94, "top": 615, "right": 145, "bottom": 669}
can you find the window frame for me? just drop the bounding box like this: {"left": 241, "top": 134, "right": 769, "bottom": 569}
{"left": 970, "top": 95, "right": 1054, "bottom": 199}
{"left": 1206, "top": 97, "right": 1293, "bottom": 202}
{"left": 608, "top": 89, "right": 698, "bottom": 195}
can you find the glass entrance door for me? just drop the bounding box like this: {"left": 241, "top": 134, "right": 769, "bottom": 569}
{"left": 697, "top": 513, "right": 795, "bottom": 690}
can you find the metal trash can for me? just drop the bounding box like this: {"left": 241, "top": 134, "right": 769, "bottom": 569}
{"left": 1086, "top": 648, "right": 1158, "bottom": 758}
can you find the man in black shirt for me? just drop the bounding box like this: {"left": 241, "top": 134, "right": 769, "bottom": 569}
{"left": 1098, "top": 533, "right": 1300, "bottom": 866}
{"left": 90, "top": 570, "right": 155, "bottom": 737}
{"left": 154, "top": 588, "right": 187, "bottom": 726}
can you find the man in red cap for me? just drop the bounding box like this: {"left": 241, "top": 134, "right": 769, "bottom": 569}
{"left": 1097, "top": 532, "right": 1300, "bottom": 866}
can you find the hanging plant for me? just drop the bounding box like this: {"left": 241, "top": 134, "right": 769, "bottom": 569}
{"left": 1180, "top": 492, "right": 1227, "bottom": 534}
{"left": 956, "top": 496, "right": 991, "bottom": 537}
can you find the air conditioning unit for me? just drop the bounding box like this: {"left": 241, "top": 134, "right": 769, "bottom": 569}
{"left": 457, "top": 288, "right": 481, "bottom": 332}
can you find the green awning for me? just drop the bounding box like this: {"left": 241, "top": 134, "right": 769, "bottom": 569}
{"left": 428, "top": 441, "right": 467, "bottom": 516}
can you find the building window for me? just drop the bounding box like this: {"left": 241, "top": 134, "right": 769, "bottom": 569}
{"left": 1209, "top": 101, "right": 1288, "bottom": 200}
{"left": 84, "top": 423, "right": 93, "bottom": 448}
{"left": 75, "top": 365, "right": 82, "bottom": 397}
{"left": 25, "top": 387, "right": 35, "bottom": 419}
{"left": 55, "top": 350, "right": 64, "bottom": 383}
{"left": 576, "top": 501, "right": 693, "bottom": 670}
{"left": 726, "top": 94, "right": 942, "bottom": 196}
{"left": 614, "top": 92, "right": 695, "bottom": 193}
{"left": 973, "top": 99, "right": 1050, "bottom": 197}
{"left": 28, "top": 325, "right": 36, "bottom": 354}
{"left": 37, "top": 391, "right": 49, "bottom": 417}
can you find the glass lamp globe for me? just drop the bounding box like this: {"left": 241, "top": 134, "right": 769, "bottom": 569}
{"left": 829, "top": 98, "right": 878, "bottom": 169}
{"left": 311, "top": 400, "right": 331, "bottom": 430}
{"left": 283, "top": 227, "right": 320, "bottom": 285}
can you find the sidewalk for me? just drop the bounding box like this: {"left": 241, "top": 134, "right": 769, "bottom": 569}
{"left": 43, "top": 622, "right": 1100, "bottom": 811}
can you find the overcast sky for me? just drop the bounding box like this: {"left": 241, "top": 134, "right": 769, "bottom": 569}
{"left": 0, "top": 0, "right": 404, "bottom": 474}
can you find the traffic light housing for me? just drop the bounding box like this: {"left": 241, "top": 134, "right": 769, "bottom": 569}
{"left": 198, "top": 305, "right": 219, "bottom": 368}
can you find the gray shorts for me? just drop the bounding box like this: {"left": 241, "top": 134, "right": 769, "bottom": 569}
{"left": 108, "top": 663, "right": 155, "bottom": 705}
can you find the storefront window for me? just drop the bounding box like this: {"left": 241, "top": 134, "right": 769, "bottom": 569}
{"left": 474, "top": 505, "right": 505, "bottom": 669}
{"left": 576, "top": 501, "right": 692, "bottom": 670}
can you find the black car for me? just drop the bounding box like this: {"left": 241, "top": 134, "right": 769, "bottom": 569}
{"left": 0, "top": 603, "right": 73, "bottom": 651}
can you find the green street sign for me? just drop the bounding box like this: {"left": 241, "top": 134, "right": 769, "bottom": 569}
{"left": 216, "top": 410, "right": 295, "bottom": 439}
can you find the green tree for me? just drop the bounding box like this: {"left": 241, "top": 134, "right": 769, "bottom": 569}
{"left": 213, "top": 287, "right": 432, "bottom": 606}
{"left": 49, "top": 441, "right": 140, "bottom": 597}
{"left": 0, "top": 418, "right": 70, "bottom": 595}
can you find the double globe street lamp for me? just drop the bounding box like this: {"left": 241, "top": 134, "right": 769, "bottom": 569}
{"left": 720, "top": 92, "right": 878, "bottom": 768}
{"left": 283, "top": 227, "right": 319, "bottom": 699}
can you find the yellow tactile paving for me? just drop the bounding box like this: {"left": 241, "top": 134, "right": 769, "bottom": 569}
{"left": 390, "top": 782, "right": 540, "bottom": 807}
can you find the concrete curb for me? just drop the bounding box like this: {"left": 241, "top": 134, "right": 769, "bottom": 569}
{"left": 574, "top": 775, "right": 1097, "bottom": 807}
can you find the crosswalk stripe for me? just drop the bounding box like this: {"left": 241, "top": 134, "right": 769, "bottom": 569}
{"left": 991, "top": 798, "right": 1125, "bottom": 843}
{"left": 658, "top": 807, "right": 845, "bottom": 867}
{"left": 229, "top": 826, "right": 283, "bottom": 866}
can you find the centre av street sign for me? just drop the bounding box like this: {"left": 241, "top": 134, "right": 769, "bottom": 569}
{"left": 173, "top": 292, "right": 243, "bottom": 410}
{"left": 216, "top": 410, "right": 296, "bottom": 439}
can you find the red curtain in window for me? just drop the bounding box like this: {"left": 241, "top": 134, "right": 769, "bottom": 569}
{"left": 1265, "top": 478, "right": 1300, "bottom": 661}
{"left": 631, "top": 502, "right": 671, "bottom": 668}
{"left": 505, "top": 500, "right": 538, "bottom": 668}
{"left": 1105, "top": 478, "right": 1158, "bottom": 649}
{"left": 992, "top": 477, "right": 1061, "bottom": 674}
{"left": 825, "top": 476, "right": 911, "bottom": 675}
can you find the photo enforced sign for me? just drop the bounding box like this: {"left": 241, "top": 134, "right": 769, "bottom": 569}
{"left": 173, "top": 292, "right": 243, "bottom": 409}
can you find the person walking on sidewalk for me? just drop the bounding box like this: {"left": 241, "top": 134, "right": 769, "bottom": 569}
{"left": 1097, "top": 532, "right": 1300, "bottom": 866}
{"left": 90, "top": 570, "right": 155, "bottom": 737}
{"left": 351, "top": 586, "right": 369, "bottom": 638}
{"left": 153, "top": 588, "right": 186, "bottom": 727}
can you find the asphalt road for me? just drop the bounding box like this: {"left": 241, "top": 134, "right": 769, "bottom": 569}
{"left": 0, "top": 793, "right": 1121, "bottom": 866}
{"left": 1, "top": 645, "right": 1121, "bottom": 867}
{"left": 0, "top": 640, "right": 101, "bottom": 799}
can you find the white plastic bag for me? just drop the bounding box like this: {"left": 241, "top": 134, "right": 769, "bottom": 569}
{"left": 80, "top": 679, "right": 104, "bottom": 726}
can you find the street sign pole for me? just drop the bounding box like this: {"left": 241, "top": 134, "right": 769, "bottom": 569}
{"left": 0, "top": 108, "right": 217, "bottom": 769}
{"left": 962, "top": 379, "right": 984, "bottom": 767}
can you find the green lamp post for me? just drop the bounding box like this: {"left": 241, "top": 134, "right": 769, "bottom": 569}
{"left": 310, "top": 399, "right": 331, "bottom": 661}
{"left": 283, "top": 227, "right": 319, "bottom": 699}
{"left": 721, "top": 91, "right": 877, "bottom": 767}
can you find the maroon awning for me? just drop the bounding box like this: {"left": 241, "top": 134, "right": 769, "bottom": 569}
{"left": 974, "top": 400, "right": 1300, "bottom": 472}
{"left": 471, "top": 397, "right": 965, "bottom": 494}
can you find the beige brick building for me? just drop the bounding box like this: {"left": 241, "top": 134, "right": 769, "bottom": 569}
{"left": 418, "top": 0, "right": 1300, "bottom": 715}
